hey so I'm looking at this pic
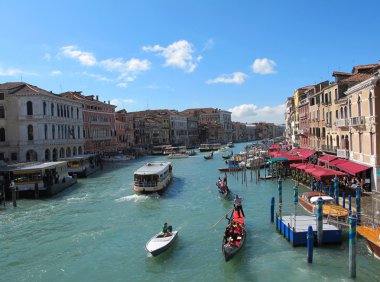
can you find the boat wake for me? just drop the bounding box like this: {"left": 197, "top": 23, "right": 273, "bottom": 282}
{"left": 115, "top": 193, "right": 160, "bottom": 203}
{"left": 66, "top": 194, "right": 88, "bottom": 202}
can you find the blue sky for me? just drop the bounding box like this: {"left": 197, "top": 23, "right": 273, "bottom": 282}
{"left": 0, "top": 1, "right": 379, "bottom": 124}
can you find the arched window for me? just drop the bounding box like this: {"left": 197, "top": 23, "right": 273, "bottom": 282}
{"left": 45, "top": 149, "right": 50, "bottom": 161}
{"left": 27, "top": 125, "right": 34, "bottom": 140}
{"left": 0, "top": 128, "right": 5, "bottom": 141}
{"left": 369, "top": 92, "right": 374, "bottom": 116}
{"left": 52, "top": 148, "right": 58, "bottom": 161}
{"left": 344, "top": 106, "right": 347, "bottom": 119}
{"left": 77, "top": 126, "right": 80, "bottom": 139}
{"left": 73, "top": 146, "right": 77, "bottom": 155}
{"left": 43, "top": 101, "right": 47, "bottom": 115}
{"left": 340, "top": 108, "right": 343, "bottom": 119}
{"left": 357, "top": 96, "right": 362, "bottom": 117}
{"left": 51, "top": 103, "right": 54, "bottom": 117}
{"left": 52, "top": 125, "right": 55, "bottom": 139}
{"left": 77, "top": 108, "right": 79, "bottom": 119}
{"left": 57, "top": 104, "right": 60, "bottom": 117}
{"left": 59, "top": 147, "right": 65, "bottom": 158}
{"left": 71, "top": 107, "right": 73, "bottom": 118}
{"left": 336, "top": 135, "right": 340, "bottom": 149}
{"left": 26, "top": 150, "right": 37, "bottom": 161}
{"left": 44, "top": 124, "right": 48, "bottom": 140}
{"left": 66, "top": 147, "right": 71, "bottom": 157}
{"left": 27, "top": 101, "right": 33, "bottom": 115}
{"left": 78, "top": 146, "right": 83, "bottom": 154}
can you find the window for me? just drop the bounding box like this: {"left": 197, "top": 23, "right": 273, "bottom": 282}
{"left": 349, "top": 100, "right": 352, "bottom": 117}
{"left": 357, "top": 96, "right": 361, "bottom": 117}
{"left": 52, "top": 125, "right": 55, "bottom": 139}
{"left": 77, "top": 108, "right": 79, "bottom": 119}
{"left": 43, "top": 102, "right": 47, "bottom": 115}
{"left": 11, "top": 152, "right": 17, "bottom": 161}
{"left": 28, "top": 125, "right": 34, "bottom": 140}
{"left": 370, "top": 132, "right": 374, "bottom": 155}
{"left": 51, "top": 103, "right": 54, "bottom": 117}
{"left": 0, "top": 92, "right": 4, "bottom": 100}
{"left": 27, "top": 101, "right": 33, "bottom": 115}
{"left": 71, "top": 107, "right": 73, "bottom": 118}
{"left": 0, "top": 106, "right": 4, "bottom": 118}
{"left": 44, "top": 124, "right": 48, "bottom": 140}
{"left": 369, "top": 92, "right": 374, "bottom": 116}
{"left": 0, "top": 128, "right": 5, "bottom": 141}
{"left": 335, "top": 89, "right": 338, "bottom": 101}
{"left": 0, "top": 153, "right": 3, "bottom": 160}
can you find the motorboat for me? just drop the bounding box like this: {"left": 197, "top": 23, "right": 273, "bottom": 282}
{"left": 146, "top": 229, "right": 179, "bottom": 256}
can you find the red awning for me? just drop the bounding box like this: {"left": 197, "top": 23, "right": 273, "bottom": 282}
{"left": 329, "top": 159, "right": 347, "bottom": 166}
{"left": 335, "top": 160, "right": 371, "bottom": 175}
{"left": 290, "top": 163, "right": 303, "bottom": 168}
{"left": 292, "top": 148, "right": 317, "bottom": 159}
{"left": 318, "top": 155, "right": 338, "bottom": 164}
{"left": 311, "top": 168, "right": 346, "bottom": 180}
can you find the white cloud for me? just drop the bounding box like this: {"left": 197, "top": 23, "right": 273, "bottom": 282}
{"left": 50, "top": 70, "right": 62, "bottom": 76}
{"left": 252, "top": 58, "right": 276, "bottom": 74}
{"left": 202, "top": 39, "right": 214, "bottom": 51}
{"left": 143, "top": 40, "right": 199, "bottom": 72}
{"left": 82, "top": 71, "right": 112, "bottom": 82}
{"left": 60, "top": 45, "right": 97, "bottom": 66}
{"left": 101, "top": 58, "right": 150, "bottom": 84}
{"left": 110, "top": 98, "right": 136, "bottom": 109}
{"left": 0, "top": 67, "right": 37, "bottom": 77}
{"left": 228, "top": 103, "right": 285, "bottom": 124}
{"left": 206, "top": 72, "right": 247, "bottom": 84}
{"left": 117, "top": 82, "right": 128, "bottom": 88}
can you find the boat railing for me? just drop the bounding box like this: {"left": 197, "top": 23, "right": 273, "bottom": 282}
{"left": 134, "top": 181, "right": 158, "bottom": 188}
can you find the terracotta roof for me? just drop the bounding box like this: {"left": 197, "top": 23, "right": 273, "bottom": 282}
{"left": 0, "top": 82, "right": 26, "bottom": 90}
{"left": 339, "top": 73, "right": 372, "bottom": 84}
{"left": 352, "top": 64, "right": 379, "bottom": 74}
{"left": 0, "top": 82, "right": 56, "bottom": 96}
{"left": 332, "top": 71, "right": 351, "bottom": 77}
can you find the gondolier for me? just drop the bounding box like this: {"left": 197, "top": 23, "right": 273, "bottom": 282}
{"left": 234, "top": 195, "right": 245, "bottom": 218}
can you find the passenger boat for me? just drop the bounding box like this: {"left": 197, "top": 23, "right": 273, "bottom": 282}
{"left": 199, "top": 143, "right": 221, "bottom": 152}
{"left": 100, "top": 152, "right": 132, "bottom": 162}
{"left": 152, "top": 145, "right": 172, "bottom": 155}
{"left": 218, "top": 160, "right": 242, "bottom": 172}
{"left": 145, "top": 227, "right": 178, "bottom": 256}
{"left": 133, "top": 161, "right": 173, "bottom": 193}
{"left": 167, "top": 153, "right": 189, "bottom": 159}
{"left": 298, "top": 192, "right": 349, "bottom": 219}
{"left": 222, "top": 210, "right": 246, "bottom": 261}
{"left": 59, "top": 154, "right": 101, "bottom": 177}
{"left": 1, "top": 161, "right": 77, "bottom": 197}
{"left": 163, "top": 146, "right": 187, "bottom": 155}
{"left": 357, "top": 226, "right": 380, "bottom": 259}
{"left": 216, "top": 180, "right": 231, "bottom": 199}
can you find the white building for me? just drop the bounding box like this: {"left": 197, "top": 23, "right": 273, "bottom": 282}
{"left": 0, "top": 82, "right": 85, "bottom": 162}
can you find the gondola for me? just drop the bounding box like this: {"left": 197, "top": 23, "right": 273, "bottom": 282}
{"left": 216, "top": 181, "right": 231, "bottom": 199}
{"left": 222, "top": 152, "right": 233, "bottom": 160}
{"left": 222, "top": 210, "right": 246, "bottom": 262}
{"left": 204, "top": 153, "right": 213, "bottom": 160}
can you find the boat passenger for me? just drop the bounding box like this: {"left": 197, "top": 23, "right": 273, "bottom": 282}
{"left": 162, "top": 222, "right": 170, "bottom": 237}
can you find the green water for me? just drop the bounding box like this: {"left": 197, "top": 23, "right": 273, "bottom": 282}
{"left": 1, "top": 142, "right": 379, "bottom": 281}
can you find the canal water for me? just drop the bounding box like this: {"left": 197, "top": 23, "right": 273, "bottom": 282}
{"left": 1, "top": 142, "right": 379, "bottom": 282}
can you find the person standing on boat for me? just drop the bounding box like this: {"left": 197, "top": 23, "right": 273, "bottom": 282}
{"left": 224, "top": 173, "right": 228, "bottom": 186}
{"left": 234, "top": 195, "right": 245, "bottom": 218}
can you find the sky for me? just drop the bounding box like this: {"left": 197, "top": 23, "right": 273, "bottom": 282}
{"left": 0, "top": 1, "right": 379, "bottom": 124}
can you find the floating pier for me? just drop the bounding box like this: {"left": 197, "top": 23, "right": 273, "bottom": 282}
{"left": 276, "top": 215, "right": 342, "bottom": 246}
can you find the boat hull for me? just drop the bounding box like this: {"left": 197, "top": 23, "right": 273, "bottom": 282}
{"left": 218, "top": 167, "right": 242, "bottom": 172}
{"left": 357, "top": 226, "right": 380, "bottom": 259}
{"left": 146, "top": 231, "right": 178, "bottom": 256}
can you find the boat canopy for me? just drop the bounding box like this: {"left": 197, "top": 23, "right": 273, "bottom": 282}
{"left": 310, "top": 195, "right": 334, "bottom": 204}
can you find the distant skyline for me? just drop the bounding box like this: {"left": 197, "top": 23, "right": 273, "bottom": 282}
{"left": 0, "top": 0, "right": 379, "bottom": 124}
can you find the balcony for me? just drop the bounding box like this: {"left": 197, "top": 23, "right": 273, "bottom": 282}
{"left": 350, "top": 116, "right": 365, "bottom": 127}
{"left": 335, "top": 119, "right": 349, "bottom": 128}
{"left": 336, "top": 149, "right": 349, "bottom": 159}
{"left": 322, "top": 145, "right": 337, "bottom": 154}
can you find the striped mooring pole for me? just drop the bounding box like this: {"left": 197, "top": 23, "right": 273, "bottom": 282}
{"left": 278, "top": 178, "right": 283, "bottom": 220}
{"left": 356, "top": 187, "right": 361, "bottom": 225}
{"left": 349, "top": 214, "right": 357, "bottom": 278}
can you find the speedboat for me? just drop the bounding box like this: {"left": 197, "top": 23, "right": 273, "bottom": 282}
{"left": 145, "top": 229, "right": 179, "bottom": 256}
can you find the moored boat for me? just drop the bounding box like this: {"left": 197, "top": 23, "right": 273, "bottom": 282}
{"left": 298, "top": 192, "right": 348, "bottom": 219}
{"left": 167, "top": 153, "right": 189, "bottom": 159}
{"left": 357, "top": 226, "right": 380, "bottom": 259}
{"left": 222, "top": 210, "right": 246, "bottom": 261}
{"left": 60, "top": 154, "right": 101, "bottom": 177}
{"left": 146, "top": 228, "right": 179, "bottom": 256}
{"left": 218, "top": 160, "right": 242, "bottom": 172}
{"left": 133, "top": 161, "right": 173, "bottom": 193}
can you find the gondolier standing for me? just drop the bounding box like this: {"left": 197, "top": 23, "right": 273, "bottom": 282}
{"left": 234, "top": 195, "right": 245, "bottom": 218}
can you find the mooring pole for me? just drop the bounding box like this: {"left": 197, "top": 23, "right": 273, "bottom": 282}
{"left": 356, "top": 187, "right": 361, "bottom": 225}
{"left": 317, "top": 197, "right": 323, "bottom": 246}
{"left": 293, "top": 184, "right": 298, "bottom": 229}
{"left": 334, "top": 175, "right": 339, "bottom": 205}
{"left": 271, "top": 197, "right": 275, "bottom": 223}
{"left": 342, "top": 192, "right": 346, "bottom": 209}
{"left": 278, "top": 178, "right": 283, "bottom": 220}
{"left": 348, "top": 195, "right": 352, "bottom": 212}
{"left": 307, "top": 226, "right": 314, "bottom": 263}
{"left": 349, "top": 214, "right": 357, "bottom": 278}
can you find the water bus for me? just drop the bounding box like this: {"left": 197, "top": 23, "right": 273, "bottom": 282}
{"left": 152, "top": 145, "right": 172, "bottom": 155}
{"left": 1, "top": 161, "right": 76, "bottom": 197}
{"left": 199, "top": 143, "right": 221, "bottom": 152}
{"left": 133, "top": 161, "right": 173, "bottom": 193}
{"left": 59, "top": 154, "right": 101, "bottom": 177}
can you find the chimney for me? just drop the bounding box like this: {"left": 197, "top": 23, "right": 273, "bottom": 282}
{"left": 96, "top": 95, "right": 99, "bottom": 101}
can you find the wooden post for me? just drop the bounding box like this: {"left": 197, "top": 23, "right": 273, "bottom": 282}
{"left": 349, "top": 214, "right": 357, "bottom": 278}
{"left": 271, "top": 197, "right": 275, "bottom": 223}
{"left": 348, "top": 195, "right": 352, "bottom": 212}
{"left": 356, "top": 187, "right": 361, "bottom": 225}
{"left": 12, "top": 186, "right": 17, "bottom": 207}
{"left": 317, "top": 197, "right": 323, "bottom": 246}
{"left": 342, "top": 192, "right": 346, "bottom": 209}
{"left": 307, "top": 226, "right": 313, "bottom": 263}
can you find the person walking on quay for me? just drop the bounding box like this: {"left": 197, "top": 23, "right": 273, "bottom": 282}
{"left": 234, "top": 195, "right": 245, "bottom": 218}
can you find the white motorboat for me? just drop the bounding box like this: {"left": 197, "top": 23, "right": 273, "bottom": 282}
{"left": 145, "top": 230, "right": 179, "bottom": 256}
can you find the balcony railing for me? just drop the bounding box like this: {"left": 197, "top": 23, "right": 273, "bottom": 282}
{"left": 350, "top": 116, "right": 365, "bottom": 127}
{"left": 336, "top": 149, "right": 349, "bottom": 159}
{"left": 322, "top": 145, "right": 337, "bottom": 153}
{"left": 335, "top": 119, "right": 349, "bottom": 128}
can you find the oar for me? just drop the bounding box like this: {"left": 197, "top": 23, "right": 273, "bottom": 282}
{"left": 210, "top": 207, "right": 234, "bottom": 229}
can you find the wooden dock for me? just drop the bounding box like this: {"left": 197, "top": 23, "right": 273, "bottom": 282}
{"left": 276, "top": 215, "right": 342, "bottom": 246}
